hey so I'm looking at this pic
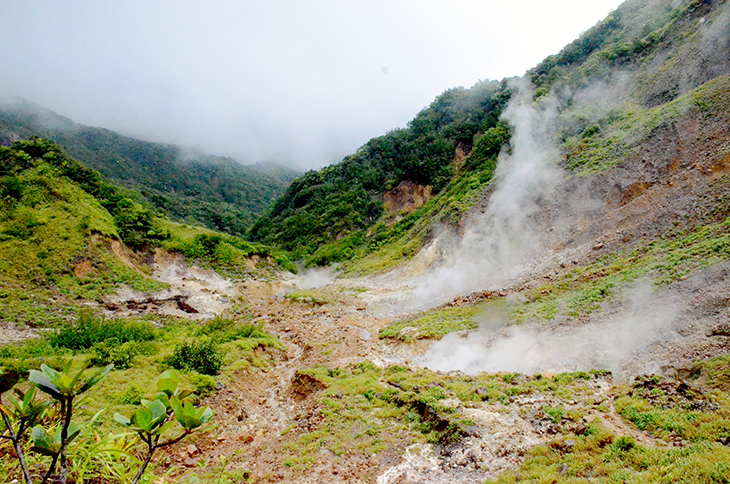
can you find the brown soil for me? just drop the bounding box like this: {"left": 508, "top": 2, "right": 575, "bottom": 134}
{"left": 162, "top": 282, "right": 397, "bottom": 483}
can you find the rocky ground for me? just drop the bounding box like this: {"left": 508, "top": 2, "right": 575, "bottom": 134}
{"left": 124, "top": 255, "right": 730, "bottom": 483}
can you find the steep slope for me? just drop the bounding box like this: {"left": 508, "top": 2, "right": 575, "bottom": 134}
{"left": 248, "top": 80, "right": 512, "bottom": 263}
{"left": 0, "top": 100, "right": 299, "bottom": 236}
{"left": 252, "top": 0, "right": 730, "bottom": 273}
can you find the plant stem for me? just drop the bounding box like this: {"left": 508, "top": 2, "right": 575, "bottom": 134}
{"left": 131, "top": 440, "right": 156, "bottom": 484}
{"left": 40, "top": 454, "right": 59, "bottom": 484}
{"left": 0, "top": 402, "right": 34, "bottom": 484}
{"left": 58, "top": 397, "right": 73, "bottom": 484}
{"left": 130, "top": 431, "right": 190, "bottom": 484}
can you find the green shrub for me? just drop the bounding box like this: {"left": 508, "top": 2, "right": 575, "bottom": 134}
{"left": 194, "top": 316, "right": 235, "bottom": 336}
{"left": 90, "top": 339, "right": 140, "bottom": 369}
{"left": 166, "top": 339, "right": 223, "bottom": 375}
{"left": 194, "top": 317, "right": 268, "bottom": 343}
{"left": 48, "top": 312, "right": 156, "bottom": 350}
{"left": 189, "top": 372, "right": 217, "bottom": 396}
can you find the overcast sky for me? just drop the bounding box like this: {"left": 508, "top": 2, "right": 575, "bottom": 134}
{"left": 0, "top": 1, "right": 625, "bottom": 170}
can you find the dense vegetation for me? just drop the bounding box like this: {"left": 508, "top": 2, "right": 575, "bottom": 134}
{"left": 249, "top": 80, "right": 512, "bottom": 263}
{"left": 0, "top": 138, "right": 294, "bottom": 327}
{"left": 0, "top": 103, "right": 298, "bottom": 236}
{"left": 0, "top": 309, "right": 279, "bottom": 483}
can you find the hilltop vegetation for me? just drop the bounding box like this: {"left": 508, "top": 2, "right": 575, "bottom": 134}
{"left": 248, "top": 80, "right": 512, "bottom": 264}
{"left": 0, "top": 102, "right": 299, "bottom": 236}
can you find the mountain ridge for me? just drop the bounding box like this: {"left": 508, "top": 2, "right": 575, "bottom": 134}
{"left": 0, "top": 98, "right": 300, "bottom": 236}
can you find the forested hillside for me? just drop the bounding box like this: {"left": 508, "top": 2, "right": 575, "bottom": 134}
{"left": 0, "top": 101, "right": 299, "bottom": 236}
{"left": 249, "top": 80, "right": 512, "bottom": 264}
{"left": 251, "top": 0, "right": 730, "bottom": 270}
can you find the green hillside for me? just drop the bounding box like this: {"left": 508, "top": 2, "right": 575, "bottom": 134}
{"left": 250, "top": 0, "right": 730, "bottom": 270}
{"left": 0, "top": 102, "right": 299, "bottom": 236}
{"left": 248, "top": 80, "right": 512, "bottom": 264}
{"left": 0, "top": 138, "right": 293, "bottom": 326}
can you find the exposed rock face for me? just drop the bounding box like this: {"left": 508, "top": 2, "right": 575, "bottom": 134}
{"left": 383, "top": 181, "right": 433, "bottom": 214}
{"left": 453, "top": 141, "right": 472, "bottom": 167}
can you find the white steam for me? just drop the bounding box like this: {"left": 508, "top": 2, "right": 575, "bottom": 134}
{"left": 297, "top": 267, "right": 335, "bottom": 290}
{"left": 403, "top": 81, "right": 563, "bottom": 310}
{"left": 422, "top": 283, "right": 680, "bottom": 377}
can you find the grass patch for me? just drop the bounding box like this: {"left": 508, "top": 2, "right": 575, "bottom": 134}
{"left": 284, "top": 289, "right": 332, "bottom": 306}
{"left": 379, "top": 304, "right": 481, "bottom": 341}
{"left": 513, "top": 213, "right": 730, "bottom": 325}
{"left": 161, "top": 219, "right": 297, "bottom": 277}
{"left": 493, "top": 363, "right": 730, "bottom": 483}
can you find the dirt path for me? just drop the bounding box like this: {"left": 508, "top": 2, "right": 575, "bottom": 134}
{"left": 164, "top": 280, "right": 397, "bottom": 483}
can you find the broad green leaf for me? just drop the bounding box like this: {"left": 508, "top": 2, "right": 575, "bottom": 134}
{"left": 147, "top": 399, "right": 167, "bottom": 428}
{"left": 6, "top": 387, "right": 50, "bottom": 424}
{"left": 198, "top": 406, "right": 213, "bottom": 424}
{"left": 154, "top": 392, "right": 170, "bottom": 409}
{"left": 157, "top": 370, "right": 179, "bottom": 397}
{"left": 68, "top": 367, "right": 88, "bottom": 392}
{"left": 169, "top": 395, "right": 185, "bottom": 426}
{"left": 31, "top": 425, "right": 61, "bottom": 457}
{"left": 40, "top": 365, "right": 64, "bottom": 391}
{"left": 29, "top": 369, "right": 62, "bottom": 400}
{"left": 132, "top": 407, "right": 153, "bottom": 433}
{"left": 114, "top": 413, "right": 131, "bottom": 427}
{"left": 63, "top": 421, "right": 82, "bottom": 444}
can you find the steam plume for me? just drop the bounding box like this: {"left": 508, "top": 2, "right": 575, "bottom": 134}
{"left": 402, "top": 80, "right": 563, "bottom": 311}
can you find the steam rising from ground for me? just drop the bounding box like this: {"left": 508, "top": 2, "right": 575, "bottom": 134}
{"left": 394, "top": 79, "right": 684, "bottom": 377}
{"left": 297, "top": 268, "right": 335, "bottom": 290}
{"left": 422, "top": 283, "right": 680, "bottom": 377}
{"left": 403, "top": 81, "right": 563, "bottom": 311}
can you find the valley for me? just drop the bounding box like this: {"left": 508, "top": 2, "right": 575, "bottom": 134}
{"left": 2, "top": 0, "right": 730, "bottom": 482}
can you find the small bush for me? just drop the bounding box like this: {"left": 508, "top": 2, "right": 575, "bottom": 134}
{"left": 49, "top": 312, "right": 156, "bottom": 350}
{"left": 90, "top": 339, "right": 140, "bottom": 369}
{"left": 189, "top": 372, "right": 217, "bottom": 396}
{"left": 195, "top": 317, "right": 268, "bottom": 343}
{"left": 166, "top": 339, "right": 223, "bottom": 376}
{"left": 194, "top": 316, "right": 235, "bottom": 336}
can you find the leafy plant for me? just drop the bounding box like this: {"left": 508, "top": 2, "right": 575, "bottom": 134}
{"left": 0, "top": 363, "right": 113, "bottom": 483}
{"left": 0, "top": 366, "right": 214, "bottom": 484}
{"left": 0, "top": 383, "right": 50, "bottom": 484}
{"left": 28, "top": 363, "right": 113, "bottom": 484}
{"left": 48, "top": 312, "right": 156, "bottom": 350}
{"left": 114, "top": 370, "right": 213, "bottom": 483}
{"left": 166, "top": 339, "right": 223, "bottom": 375}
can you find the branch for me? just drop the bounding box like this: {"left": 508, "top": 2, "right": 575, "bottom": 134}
{"left": 131, "top": 437, "right": 156, "bottom": 484}
{"left": 0, "top": 403, "right": 34, "bottom": 484}
{"left": 40, "top": 454, "right": 59, "bottom": 484}
{"left": 157, "top": 430, "right": 191, "bottom": 448}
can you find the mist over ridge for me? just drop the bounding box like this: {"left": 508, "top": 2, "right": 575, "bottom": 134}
{"left": 0, "top": 1, "right": 626, "bottom": 171}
